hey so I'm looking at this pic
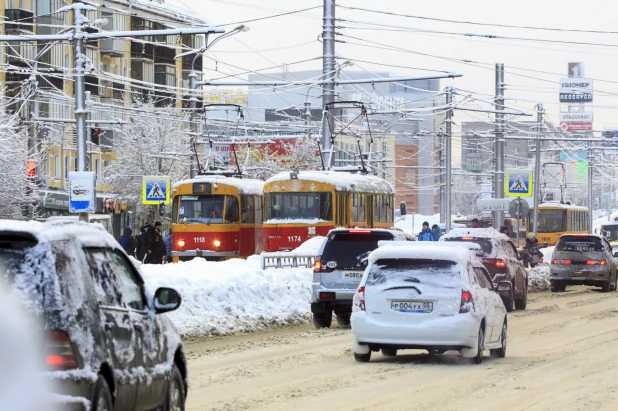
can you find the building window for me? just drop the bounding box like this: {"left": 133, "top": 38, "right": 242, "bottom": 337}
{"left": 514, "top": 147, "right": 519, "bottom": 154}
{"left": 154, "top": 65, "right": 176, "bottom": 87}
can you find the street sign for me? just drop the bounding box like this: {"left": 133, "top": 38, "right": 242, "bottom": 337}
{"left": 505, "top": 169, "right": 533, "bottom": 197}
{"left": 509, "top": 198, "right": 530, "bottom": 219}
{"left": 69, "top": 171, "right": 96, "bottom": 213}
{"left": 559, "top": 78, "right": 593, "bottom": 103}
{"left": 568, "top": 62, "right": 585, "bottom": 78}
{"left": 142, "top": 176, "right": 171, "bottom": 205}
{"left": 559, "top": 112, "right": 593, "bottom": 131}
{"left": 477, "top": 199, "right": 510, "bottom": 212}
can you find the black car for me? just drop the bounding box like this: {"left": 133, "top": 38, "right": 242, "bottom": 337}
{"left": 0, "top": 220, "right": 187, "bottom": 411}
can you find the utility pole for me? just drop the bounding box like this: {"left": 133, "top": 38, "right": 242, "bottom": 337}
{"left": 588, "top": 143, "right": 594, "bottom": 233}
{"left": 439, "top": 124, "right": 445, "bottom": 224}
{"left": 445, "top": 86, "right": 453, "bottom": 233}
{"left": 382, "top": 136, "right": 387, "bottom": 179}
{"left": 304, "top": 101, "right": 312, "bottom": 140}
{"left": 533, "top": 103, "right": 544, "bottom": 237}
{"left": 493, "top": 63, "right": 505, "bottom": 230}
{"left": 74, "top": 5, "right": 90, "bottom": 222}
{"left": 188, "top": 69, "right": 198, "bottom": 178}
{"left": 322, "top": 0, "right": 335, "bottom": 169}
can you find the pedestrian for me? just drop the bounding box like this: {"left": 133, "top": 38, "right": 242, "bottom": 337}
{"left": 120, "top": 227, "right": 136, "bottom": 257}
{"left": 418, "top": 221, "right": 435, "bottom": 241}
{"left": 471, "top": 218, "right": 481, "bottom": 228}
{"left": 146, "top": 221, "right": 165, "bottom": 264}
{"left": 164, "top": 229, "right": 173, "bottom": 264}
{"left": 500, "top": 226, "right": 510, "bottom": 236}
{"left": 431, "top": 224, "right": 442, "bottom": 241}
{"left": 135, "top": 223, "right": 151, "bottom": 263}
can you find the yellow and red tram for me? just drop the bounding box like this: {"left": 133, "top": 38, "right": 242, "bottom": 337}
{"left": 262, "top": 170, "right": 395, "bottom": 252}
{"left": 170, "top": 175, "right": 264, "bottom": 261}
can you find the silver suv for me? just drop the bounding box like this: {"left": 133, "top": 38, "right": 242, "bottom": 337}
{"left": 311, "top": 228, "right": 414, "bottom": 328}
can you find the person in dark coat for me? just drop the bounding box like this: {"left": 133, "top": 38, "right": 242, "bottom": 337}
{"left": 120, "top": 227, "right": 136, "bottom": 257}
{"left": 135, "top": 223, "right": 151, "bottom": 263}
{"left": 146, "top": 221, "right": 165, "bottom": 264}
{"left": 471, "top": 218, "right": 481, "bottom": 228}
{"left": 431, "top": 224, "right": 442, "bottom": 241}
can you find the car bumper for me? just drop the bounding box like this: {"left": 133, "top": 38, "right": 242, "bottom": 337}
{"left": 47, "top": 372, "right": 96, "bottom": 411}
{"left": 311, "top": 283, "right": 357, "bottom": 304}
{"left": 351, "top": 312, "right": 479, "bottom": 348}
{"left": 550, "top": 265, "right": 610, "bottom": 284}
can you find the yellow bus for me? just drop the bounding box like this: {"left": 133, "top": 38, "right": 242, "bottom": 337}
{"left": 262, "top": 170, "right": 395, "bottom": 251}
{"left": 526, "top": 202, "right": 589, "bottom": 245}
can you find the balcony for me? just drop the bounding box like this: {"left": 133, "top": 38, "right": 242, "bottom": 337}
{"left": 101, "top": 81, "right": 126, "bottom": 100}
{"left": 6, "top": 41, "right": 36, "bottom": 63}
{"left": 4, "top": 9, "right": 34, "bottom": 32}
{"left": 85, "top": 75, "right": 100, "bottom": 96}
{"left": 182, "top": 54, "right": 203, "bottom": 72}
{"left": 131, "top": 41, "right": 154, "bottom": 60}
{"left": 37, "top": 72, "right": 65, "bottom": 91}
{"left": 154, "top": 46, "right": 176, "bottom": 65}
{"left": 100, "top": 38, "right": 129, "bottom": 57}
{"left": 153, "top": 87, "right": 176, "bottom": 107}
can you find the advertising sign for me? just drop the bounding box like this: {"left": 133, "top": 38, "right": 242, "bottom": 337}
{"left": 559, "top": 112, "right": 593, "bottom": 131}
{"left": 142, "top": 176, "right": 170, "bottom": 205}
{"left": 505, "top": 169, "right": 533, "bottom": 197}
{"left": 559, "top": 78, "right": 593, "bottom": 103}
{"left": 560, "top": 122, "right": 593, "bottom": 131}
{"left": 69, "top": 172, "right": 96, "bottom": 213}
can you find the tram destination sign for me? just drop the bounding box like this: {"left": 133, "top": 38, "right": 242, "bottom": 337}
{"left": 559, "top": 78, "right": 593, "bottom": 103}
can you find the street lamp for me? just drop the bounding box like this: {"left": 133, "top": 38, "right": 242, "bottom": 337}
{"left": 175, "top": 25, "right": 249, "bottom": 178}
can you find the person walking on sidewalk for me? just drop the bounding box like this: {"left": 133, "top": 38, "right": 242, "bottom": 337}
{"left": 418, "top": 221, "right": 435, "bottom": 241}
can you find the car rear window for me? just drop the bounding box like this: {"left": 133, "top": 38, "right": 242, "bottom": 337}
{"left": 0, "top": 234, "right": 38, "bottom": 281}
{"left": 556, "top": 236, "right": 604, "bottom": 252}
{"left": 321, "top": 232, "right": 393, "bottom": 269}
{"left": 442, "top": 237, "right": 494, "bottom": 257}
{"left": 367, "top": 258, "right": 462, "bottom": 289}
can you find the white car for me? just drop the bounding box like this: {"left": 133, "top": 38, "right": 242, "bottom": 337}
{"left": 351, "top": 243, "right": 509, "bottom": 364}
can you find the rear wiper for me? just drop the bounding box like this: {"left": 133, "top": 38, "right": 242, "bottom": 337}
{"left": 383, "top": 285, "right": 422, "bottom": 294}
{"left": 404, "top": 277, "right": 420, "bottom": 283}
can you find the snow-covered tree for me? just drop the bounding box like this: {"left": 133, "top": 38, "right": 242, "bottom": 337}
{"left": 0, "top": 110, "right": 39, "bottom": 220}
{"left": 451, "top": 172, "right": 485, "bottom": 216}
{"left": 105, "top": 102, "right": 191, "bottom": 216}
{"left": 282, "top": 136, "right": 322, "bottom": 171}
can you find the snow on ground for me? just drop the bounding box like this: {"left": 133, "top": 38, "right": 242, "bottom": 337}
{"left": 395, "top": 213, "right": 441, "bottom": 235}
{"left": 527, "top": 264, "right": 551, "bottom": 292}
{"left": 138, "top": 258, "right": 312, "bottom": 339}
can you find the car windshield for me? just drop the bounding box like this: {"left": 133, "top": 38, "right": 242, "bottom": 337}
{"left": 555, "top": 236, "right": 604, "bottom": 252}
{"left": 0, "top": 235, "right": 38, "bottom": 281}
{"left": 443, "top": 237, "right": 494, "bottom": 257}
{"left": 264, "top": 192, "right": 332, "bottom": 221}
{"left": 177, "top": 195, "right": 239, "bottom": 224}
{"left": 367, "top": 259, "right": 462, "bottom": 289}
{"left": 321, "top": 232, "right": 393, "bottom": 269}
{"left": 529, "top": 209, "right": 566, "bottom": 233}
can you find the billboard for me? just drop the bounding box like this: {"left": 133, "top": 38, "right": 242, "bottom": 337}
{"left": 559, "top": 78, "right": 593, "bottom": 103}
{"left": 559, "top": 112, "right": 593, "bottom": 131}
{"left": 559, "top": 151, "right": 587, "bottom": 162}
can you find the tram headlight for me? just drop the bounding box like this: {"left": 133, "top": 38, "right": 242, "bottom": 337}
{"left": 213, "top": 240, "right": 221, "bottom": 248}
{"left": 178, "top": 239, "right": 185, "bottom": 248}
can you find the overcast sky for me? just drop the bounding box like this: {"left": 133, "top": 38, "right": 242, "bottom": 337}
{"left": 179, "top": 0, "right": 618, "bottom": 134}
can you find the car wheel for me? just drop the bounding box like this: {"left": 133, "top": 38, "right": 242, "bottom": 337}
{"left": 164, "top": 364, "right": 185, "bottom": 411}
{"left": 602, "top": 281, "right": 611, "bottom": 293}
{"left": 471, "top": 327, "right": 484, "bottom": 364}
{"left": 92, "top": 375, "right": 113, "bottom": 411}
{"left": 490, "top": 321, "right": 507, "bottom": 358}
{"left": 354, "top": 352, "right": 371, "bottom": 362}
{"left": 312, "top": 309, "right": 332, "bottom": 329}
{"left": 515, "top": 281, "right": 527, "bottom": 310}
{"left": 611, "top": 275, "right": 617, "bottom": 292}
{"left": 503, "top": 290, "right": 514, "bottom": 312}
{"left": 381, "top": 348, "right": 397, "bottom": 357}
{"left": 335, "top": 311, "right": 351, "bottom": 327}
{"left": 550, "top": 281, "right": 561, "bottom": 293}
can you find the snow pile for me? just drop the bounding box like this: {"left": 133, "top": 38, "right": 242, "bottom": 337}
{"left": 139, "top": 258, "right": 312, "bottom": 338}
{"left": 527, "top": 264, "right": 551, "bottom": 292}
{"left": 286, "top": 236, "right": 325, "bottom": 255}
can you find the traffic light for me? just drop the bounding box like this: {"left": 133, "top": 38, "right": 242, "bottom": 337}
{"left": 27, "top": 160, "right": 37, "bottom": 178}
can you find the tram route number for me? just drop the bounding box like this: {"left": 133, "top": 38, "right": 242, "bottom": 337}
{"left": 287, "top": 235, "right": 302, "bottom": 243}
{"left": 194, "top": 237, "right": 206, "bottom": 243}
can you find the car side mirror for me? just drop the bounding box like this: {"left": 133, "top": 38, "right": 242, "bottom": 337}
{"left": 495, "top": 281, "right": 512, "bottom": 293}
{"left": 153, "top": 287, "right": 182, "bottom": 314}
{"left": 613, "top": 252, "right": 618, "bottom": 258}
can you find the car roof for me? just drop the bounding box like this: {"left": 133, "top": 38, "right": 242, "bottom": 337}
{"left": 559, "top": 233, "right": 605, "bottom": 240}
{"left": 368, "top": 243, "right": 474, "bottom": 266}
{"left": 327, "top": 228, "right": 395, "bottom": 236}
{"left": 441, "top": 227, "right": 510, "bottom": 242}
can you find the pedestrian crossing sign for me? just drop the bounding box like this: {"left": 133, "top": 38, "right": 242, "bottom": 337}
{"left": 142, "top": 176, "right": 171, "bottom": 205}
{"left": 505, "top": 169, "right": 533, "bottom": 197}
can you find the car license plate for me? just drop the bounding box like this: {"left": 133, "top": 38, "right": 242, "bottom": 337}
{"left": 572, "top": 271, "right": 586, "bottom": 276}
{"left": 343, "top": 272, "right": 363, "bottom": 279}
{"left": 391, "top": 301, "right": 433, "bottom": 313}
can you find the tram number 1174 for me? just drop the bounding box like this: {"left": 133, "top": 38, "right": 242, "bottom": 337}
{"left": 287, "top": 235, "right": 302, "bottom": 243}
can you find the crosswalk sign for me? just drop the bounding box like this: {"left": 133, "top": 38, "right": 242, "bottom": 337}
{"left": 505, "top": 169, "right": 533, "bottom": 197}
{"left": 142, "top": 176, "right": 171, "bottom": 205}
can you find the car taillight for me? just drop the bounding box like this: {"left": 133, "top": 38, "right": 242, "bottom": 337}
{"left": 46, "top": 331, "right": 77, "bottom": 371}
{"left": 314, "top": 257, "right": 322, "bottom": 272}
{"left": 353, "top": 286, "right": 366, "bottom": 311}
{"left": 495, "top": 259, "right": 506, "bottom": 268}
{"left": 586, "top": 260, "right": 607, "bottom": 266}
{"left": 553, "top": 259, "right": 571, "bottom": 265}
{"left": 349, "top": 229, "right": 372, "bottom": 234}
{"left": 459, "top": 290, "right": 474, "bottom": 314}
{"left": 482, "top": 258, "right": 506, "bottom": 268}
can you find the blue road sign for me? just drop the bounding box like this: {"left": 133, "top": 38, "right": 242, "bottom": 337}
{"left": 505, "top": 169, "right": 533, "bottom": 197}
{"left": 142, "top": 176, "right": 170, "bottom": 205}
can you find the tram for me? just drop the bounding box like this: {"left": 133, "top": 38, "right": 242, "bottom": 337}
{"left": 262, "top": 170, "right": 395, "bottom": 252}
{"left": 526, "top": 202, "right": 589, "bottom": 246}
{"left": 170, "top": 174, "right": 264, "bottom": 261}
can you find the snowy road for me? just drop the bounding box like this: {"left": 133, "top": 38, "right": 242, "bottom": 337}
{"left": 184, "top": 286, "right": 618, "bottom": 410}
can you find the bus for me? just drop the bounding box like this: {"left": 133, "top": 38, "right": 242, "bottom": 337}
{"left": 262, "top": 170, "right": 395, "bottom": 252}
{"left": 597, "top": 223, "right": 618, "bottom": 244}
{"left": 526, "top": 202, "right": 589, "bottom": 246}
{"left": 170, "top": 174, "right": 264, "bottom": 261}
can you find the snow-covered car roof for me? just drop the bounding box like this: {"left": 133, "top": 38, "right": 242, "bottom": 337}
{"left": 173, "top": 175, "right": 264, "bottom": 195}
{"left": 265, "top": 170, "right": 394, "bottom": 194}
{"left": 368, "top": 244, "right": 474, "bottom": 265}
{"left": 441, "top": 227, "right": 511, "bottom": 242}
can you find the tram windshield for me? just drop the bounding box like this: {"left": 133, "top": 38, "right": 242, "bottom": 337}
{"left": 264, "top": 192, "right": 332, "bottom": 221}
{"left": 177, "top": 195, "right": 239, "bottom": 224}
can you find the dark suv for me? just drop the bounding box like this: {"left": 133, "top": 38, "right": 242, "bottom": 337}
{"left": 0, "top": 220, "right": 187, "bottom": 411}
{"left": 441, "top": 228, "right": 527, "bottom": 311}
{"left": 311, "top": 228, "right": 414, "bottom": 328}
